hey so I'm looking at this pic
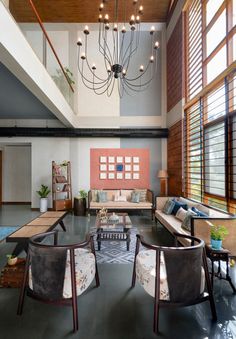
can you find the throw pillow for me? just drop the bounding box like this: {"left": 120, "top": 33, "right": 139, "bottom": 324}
{"left": 131, "top": 192, "right": 140, "bottom": 203}
{"left": 171, "top": 200, "right": 188, "bottom": 215}
{"left": 162, "top": 199, "right": 175, "bottom": 215}
{"left": 116, "top": 195, "right": 127, "bottom": 202}
{"left": 191, "top": 206, "right": 208, "bottom": 217}
{"left": 196, "top": 204, "right": 210, "bottom": 216}
{"left": 181, "top": 210, "right": 197, "bottom": 232}
{"left": 134, "top": 189, "right": 147, "bottom": 202}
{"left": 91, "top": 190, "right": 99, "bottom": 202}
{"left": 98, "top": 191, "right": 107, "bottom": 203}
{"left": 175, "top": 207, "right": 188, "bottom": 221}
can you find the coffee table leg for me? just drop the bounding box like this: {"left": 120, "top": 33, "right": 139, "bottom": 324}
{"left": 59, "top": 220, "right": 66, "bottom": 232}
{"left": 97, "top": 229, "right": 102, "bottom": 251}
{"left": 126, "top": 229, "right": 131, "bottom": 251}
{"left": 12, "top": 242, "right": 28, "bottom": 256}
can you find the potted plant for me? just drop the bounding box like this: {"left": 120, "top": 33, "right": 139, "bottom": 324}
{"left": 37, "top": 184, "right": 51, "bottom": 212}
{"left": 6, "top": 254, "right": 18, "bottom": 266}
{"left": 210, "top": 224, "right": 228, "bottom": 250}
{"left": 74, "top": 189, "right": 88, "bottom": 216}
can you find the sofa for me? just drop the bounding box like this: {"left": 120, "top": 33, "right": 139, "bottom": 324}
{"left": 155, "top": 196, "right": 236, "bottom": 250}
{"left": 88, "top": 189, "right": 154, "bottom": 218}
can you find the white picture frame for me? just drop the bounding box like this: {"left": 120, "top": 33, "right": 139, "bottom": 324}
{"left": 100, "top": 164, "right": 107, "bottom": 171}
{"left": 108, "top": 164, "right": 115, "bottom": 171}
{"left": 133, "top": 157, "right": 139, "bottom": 163}
{"left": 108, "top": 172, "right": 115, "bottom": 179}
{"left": 117, "top": 156, "right": 123, "bottom": 163}
{"left": 117, "top": 173, "right": 123, "bottom": 179}
{"left": 133, "top": 164, "right": 140, "bottom": 171}
{"left": 108, "top": 156, "right": 115, "bottom": 163}
{"left": 100, "top": 156, "right": 107, "bottom": 163}
{"left": 125, "top": 164, "right": 131, "bottom": 171}
{"left": 133, "top": 173, "right": 139, "bottom": 180}
{"left": 125, "top": 173, "right": 131, "bottom": 179}
{"left": 125, "top": 156, "right": 131, "bottom": 163}
{"left": 100, "top": 173, "right": 107, "bottom": 179}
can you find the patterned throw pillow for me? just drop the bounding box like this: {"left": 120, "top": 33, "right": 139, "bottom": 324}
{"left": 181, "top": 210, "right": 197, "bottom": 232}
{"left": 131, "top": 192, "right": 140, "bottom": 203}
{"left": 162, "top": 199, "right": 175, "bottom": 215}
{"left": 175, "top": 207, "right": 188, "bottom": 221}
{"left": 191, "top": 207, "right": 208, "bottom": 217}
{"left": 98, "top": 191, "right": 107, "bottom": 203}
{"left": 91, "top": 190, "right": 99, "bottom": 202}
{"left": 134, "top": 189, "right": 147, "bottom": 202}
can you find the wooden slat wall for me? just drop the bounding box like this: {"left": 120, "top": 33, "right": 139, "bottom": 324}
{"left": 167, "top": 15, "right": 183, "bottom": 112}
{"left": 167, "top": 120, "right": 183, "bottom": 196}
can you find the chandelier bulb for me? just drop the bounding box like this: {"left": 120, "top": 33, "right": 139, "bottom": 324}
{"left": 113, "top": 23, "right": 118, "bottom": 32}
{"left": 104, "top": 14, "right": 109, "bottom": 23}
{"left": 150, "top": 55, "right": 154, "bottom": 63}
{"left": 121, "top": 26, "right": 126, "bottom": 33}
{"left": 92, "top": 63, "right": 96, "bottom": 70}
{"left": 131, "top": 24, "right": 136, "bottom": 31}
{"left": 139, "top": 65, "right": 144, "bottom": 72}
{"left": 138, "top": 5, "right": 143, "bottom": 14}
{"left": 99, "top": 3, "right": 104, "bottom": 11}
{"left": 136, "top": 15, "right": 140, "bottom": 23}
{"left": 107, "top": 67, "right": 111, "bottom": 73}
{"left": 105, "top": 23, "right": 110, "bottom": 30}
{"left": 81, "top": 53, "right": 86, "bottom": 60}
{"left": 133, "top": 0, "right": 138, "bottom": 4}
{"left": 77, "top": 38, "right": 82, "bottom": 46}
{"left": 84, "top": 25, "right": 89, "bottom": 35}
{"left": 130, "top": 15, "right": 135, "bottom": 25}
{"left": 122, "top": 69, "right": 127, "bottom": 76}
{"left": 154, "top": 41, "right": 159, "bottom": 49}
{"left": 150, "top": 26, "right": 155, "bottom": 34}
{"left": 98, "top": 14, "right": 103, "bottom": 22}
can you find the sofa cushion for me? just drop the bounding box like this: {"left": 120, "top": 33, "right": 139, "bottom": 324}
{"left": 115, "top": 195, "right": 127, "bottom": 202}
{"left": 175, "top": 207, "right": 188, "bottom": 221}
{"left": 120, "top": 190, "right": 133, "bottom": 202}
{"left": 91, "top": 189, "right": 99, "bottom": 202}
{"left": 105, "top": 190, "right": 120, "bottom": 201}
{"left": 191, "top": 206, "right": 208, "bottom": 217}
{"left": 179, "top": 197, "right": 198, "bottom": 209}
{"left": 131, "top": 192, "right": 140, "bottom": 203}
{"left": 90, "top": 201, "right": 152, "bottom": 209}
{"left": 181, "top": 210, "right": 197, "bottom": 231}
{"left": 98, "top": 191, "right": 108, "bottom": 203}
{"left": 134, "top": 189, "right": 147, "bottom": 202}
{"left": 196, "top": 204, "right": 210, "bottom": 216}
{"left": 162, "top": 199, "right": 175, "bottom": 215}
{"left": 172, "top": 200, "right": 188, "bottom": 215}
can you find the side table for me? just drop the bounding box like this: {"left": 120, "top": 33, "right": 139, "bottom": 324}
{"left": 206, "top": 245, "right": 236, "bottom": 293}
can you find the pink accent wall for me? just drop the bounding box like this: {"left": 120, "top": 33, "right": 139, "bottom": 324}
{"left": 90, "top": 148, "right": 150, "bottom": 189}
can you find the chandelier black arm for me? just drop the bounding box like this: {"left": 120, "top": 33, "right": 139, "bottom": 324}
{"left": 101, "top": 26, "right": 114, "bottom": 65}
{"left": 121, "top": 24, "right": 141, "bottom": 68}
{"left": 125, "top": 50, "right": 157, "bottom": 82}
{"left": 98, "top": 23, "right": 113, "bottom": 65}
{"left": 81, "top": 70, "right": 113, "bottom": 92}
{"left": 83, "top": 37, "right": 111, "bottom": 82}
{"left": 92, "top": 72, "right": 114, "bottom": 95}
{"left": 119, "top": 29, "right": 135, "bottom": 67}
{"left": 123, "top": 78, "right": 153, "bottom": 93}
{"left": 124, "top": 70, "right": 155, "bottom": 89}
{"left": 106, "top": 76, "right": 116, "bottom": 97}
{"left": 78, "top": 57, "right": 112, "bottom": 86}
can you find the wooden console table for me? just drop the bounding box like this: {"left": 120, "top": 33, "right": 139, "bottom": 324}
{"left": 6, "top": 211, "right": 67, "bottom": 256}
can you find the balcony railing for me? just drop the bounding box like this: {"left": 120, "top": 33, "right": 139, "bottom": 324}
{"left": 1, "top": 0, "right": 75, "bottom": 108}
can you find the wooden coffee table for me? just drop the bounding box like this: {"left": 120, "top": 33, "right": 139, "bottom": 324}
{"left": 95, "top": 213, "right": 132, "bottom": 251}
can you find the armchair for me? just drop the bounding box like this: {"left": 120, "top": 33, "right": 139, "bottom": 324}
{"left": 17, "top": 230, "right": 100, "bottom": 333}
{"left": 131, "top": 233, "right": 217, "bottom": 334}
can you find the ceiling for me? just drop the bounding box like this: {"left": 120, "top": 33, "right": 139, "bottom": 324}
{"left": 0, "top": 62, "right": 55, "bottom": 120}
{"left": 9, "top": 0, "right": 172, "bottom": 23}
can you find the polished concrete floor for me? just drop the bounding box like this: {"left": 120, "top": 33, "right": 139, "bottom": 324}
{"left": 0, "top": 205, "right": 236, "bottom": 339}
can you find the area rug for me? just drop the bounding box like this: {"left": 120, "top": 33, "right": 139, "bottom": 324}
{"left": 0, "top": 258, "right": 25, "bottom": 288}
{"left": 0, "top": 226, "right": 20, "bottom": 242}
{"left": 93, "top": 227, "right": 139, "bottom": 264}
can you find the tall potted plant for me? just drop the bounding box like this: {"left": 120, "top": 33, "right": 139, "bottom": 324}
{"left": 210, "top": 224, "right": 228, "bottom": 250}
{"left": 74, "top": 189, "right": 87, "bottom": 216}
{"left": 37, "top": 184, "right": 51, "bottom": 212}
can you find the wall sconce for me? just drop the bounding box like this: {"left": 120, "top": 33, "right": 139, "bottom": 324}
{"left": 157, "top": 169, "right": 168, "bottom": 196}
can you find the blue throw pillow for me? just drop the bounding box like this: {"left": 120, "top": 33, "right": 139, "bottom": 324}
{"left": 171, "top": 200, "right": 188, "bottom": 215}
{"left": 98, "top": 191, "right": 107, "bottom": 203}
{"left": 191, "top": 207, "right": 208, "bottom": 217}
{"left": 162, "top": 199, "right": 175, "bottom": 215}
{"left": 131, "top": 192, "right": 140, "bottom": 203}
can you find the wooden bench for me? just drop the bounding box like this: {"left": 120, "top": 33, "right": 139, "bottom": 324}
{"left": 6, "top": 211, "right": 68, "bottom": 256}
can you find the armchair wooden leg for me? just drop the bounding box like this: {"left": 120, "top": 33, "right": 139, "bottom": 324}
{"left": 17, "top": 253, "right": 30, "bottom": 315}
{"left": 153, "top": 251, "right": 161, "bottom": 334}
{"left": 131, "top": 236, "right": 140, "bottom": 288}
{"left": 70, "top": 249, "right": 79, "bottom": 332}
{"left": 90, "top": 236, "right": 100, "bottom": 287}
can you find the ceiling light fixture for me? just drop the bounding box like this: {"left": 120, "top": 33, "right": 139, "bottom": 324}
{"left": 77, "top": 0, "right": 159, "bottom": 97}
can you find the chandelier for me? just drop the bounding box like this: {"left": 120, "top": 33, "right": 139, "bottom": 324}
{"left": 77, "top": 0, "right": 159, "bottom": 97}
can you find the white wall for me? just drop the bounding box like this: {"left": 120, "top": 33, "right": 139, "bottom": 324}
{"left": 2, "top": 145, "right": 31, "bottom": 202}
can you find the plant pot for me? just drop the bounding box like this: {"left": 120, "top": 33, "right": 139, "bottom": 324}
{"left": 7, "top": 257, "right": 18, "bottom": 266}
{"left": 211, "top": 238, "right": 222, "bottom": 250}
{"left": 74, "top": 197, "right": 86, "bottom": 216}
{"left": 40, "top": 198, "right": 48, "bottom": 213}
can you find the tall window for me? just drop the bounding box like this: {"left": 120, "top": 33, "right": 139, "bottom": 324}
{"left": 184, "top": 0, "right": 236, "bottom": 213}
